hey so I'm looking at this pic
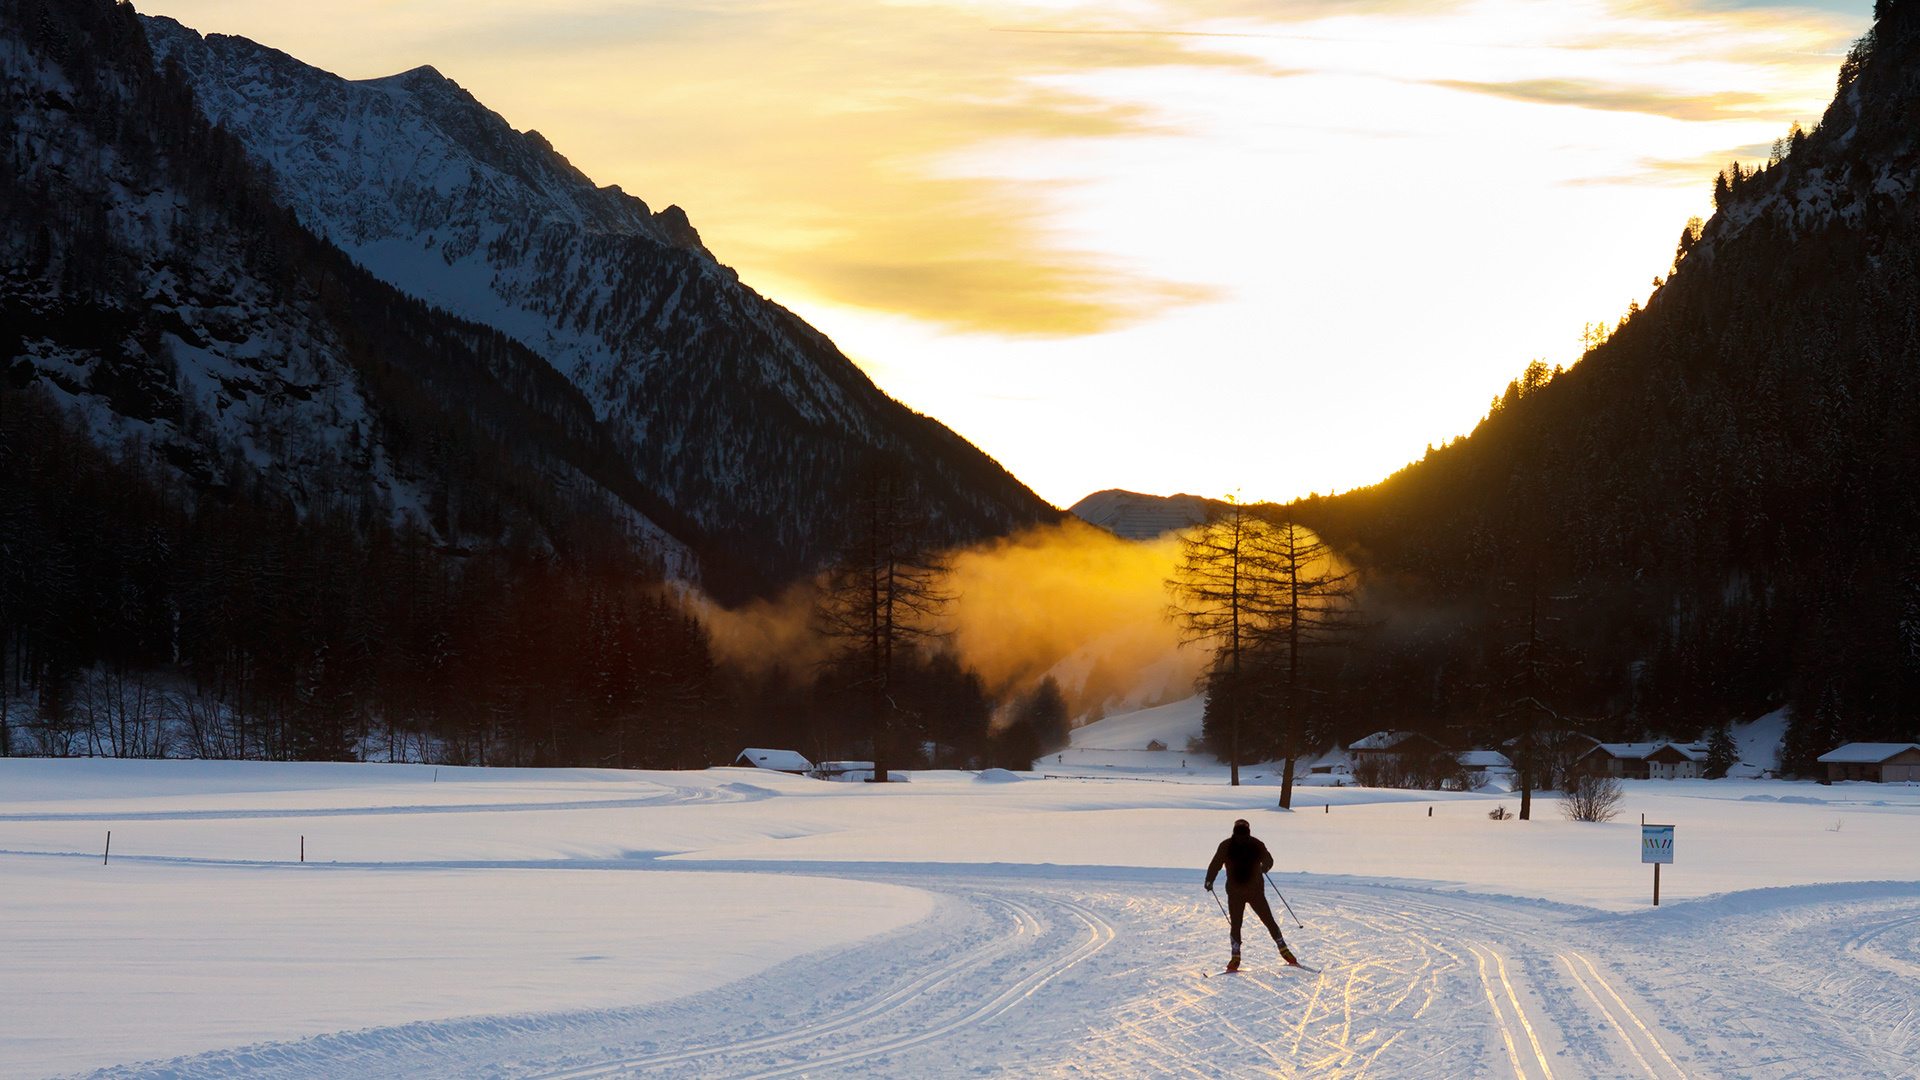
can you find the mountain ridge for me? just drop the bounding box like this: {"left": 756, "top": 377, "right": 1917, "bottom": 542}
{"left": 142, "top": 15, "right": 1058, "bottom": 598}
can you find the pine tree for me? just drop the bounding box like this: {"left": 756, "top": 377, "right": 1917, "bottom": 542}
{"left": 1704, "top": 721, "right": 1737, "bottom": 779}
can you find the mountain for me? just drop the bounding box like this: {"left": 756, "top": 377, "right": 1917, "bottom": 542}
{"left": 2, "top": 0, "right": 746, "bottom": 762}
{"left": 2, "top": 0, "right": 712, "bottom": 577}
{"left": 1291, "top": 0, "right": 1920, "bottom": 772}
{"left": 139, "top": 16, "right": 1057, "bottom": 599}
{"left": 1068, "top": 489, "right": 1209, "bottom": 540}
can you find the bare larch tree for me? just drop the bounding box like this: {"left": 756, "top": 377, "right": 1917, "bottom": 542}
{"left": 1248, "top": 511, "right": 1357, "bottom": 810}
{"left": 1167, "top": 500, "right": 1268, "bottom": 786}
{"left": 814, "top": 463, "right": 952, "bottom": 782}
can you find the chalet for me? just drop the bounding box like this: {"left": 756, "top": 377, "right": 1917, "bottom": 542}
{"left": 1576, "top": 742, "right": 1694, "bottom": 780}
{"left": 732, "top": 748, "right": 814, "bottom": 774}
{"left": 1644, "top": 743, "right": 1708, "bottom": 779}
{"left": 1816, "top": 743, "right": 1920, "bottom": 783}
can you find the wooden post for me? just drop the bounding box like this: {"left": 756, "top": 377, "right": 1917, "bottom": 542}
{"left": 1654, "top": 862, "right": 1661, "bottom": 906}
{"left": 300, "top": 836, "right": 304, "bottom": 863}
{"left": 1428, "top": 806, "right": 1433, "bottom": 817}
{"left": 103, "top": 830, "right": 110, "bottom": 865}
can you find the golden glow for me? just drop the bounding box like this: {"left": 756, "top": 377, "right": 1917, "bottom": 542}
{"left": 696, "top": 516, "right": 1205, "bottom": 710}
{"left": 940, "top": 516, "right": 1195, "bottom": 700}
{"left": 147, "top": 0, "right": 1867, "bottom": 506}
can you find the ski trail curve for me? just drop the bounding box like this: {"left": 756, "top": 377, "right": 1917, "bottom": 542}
{"left": 523, "top": 890, "right": 1111, "bottom": 1080}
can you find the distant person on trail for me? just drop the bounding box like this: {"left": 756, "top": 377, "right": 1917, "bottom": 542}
{"left": 1205, "top": 818, "right": 1298, "bottom": 971}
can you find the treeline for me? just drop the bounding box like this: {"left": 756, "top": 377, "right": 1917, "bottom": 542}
{"left": 0, "top": 382, "right": 726, "bottom": 765}
{"left": 1260, "top": 9, "right": 1920, "bottom": 775}
{"left": 0, "top": 381, "right": 1066, "bottom": 769}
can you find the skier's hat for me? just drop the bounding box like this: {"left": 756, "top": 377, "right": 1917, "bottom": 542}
{"left": 1232, "top": 817, "right": 1251, "bottom": 835}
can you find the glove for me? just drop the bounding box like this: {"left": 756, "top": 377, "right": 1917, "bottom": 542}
{"left": 1204, "top": 881, "right": 1215, "bottom": 891}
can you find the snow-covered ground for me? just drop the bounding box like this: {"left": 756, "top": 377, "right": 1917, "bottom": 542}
{"left": 5, "top": 709, "right": 1919, "bottom": 1080}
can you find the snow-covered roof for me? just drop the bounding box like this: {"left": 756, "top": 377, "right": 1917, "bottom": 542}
{"left": 1816, "top": 742, "right": 1920, "bottom": 764}
{"left": 1583, "top": 742, "right": 1665, "bottom": 760}
{"left": 816, "top": 760, "right": 874, "bottom": 772}
{"left": 1582, "top": 742, "right": 1707, "bottom": 762}
{"left": 1458, "top": 750, "right": 1512, "bottom": 768}
{"left": 1348, "top": 731, "right": 1443, "bottom": 752}
{"left": 735, "top": 749, "right": 813, "bottom": 772}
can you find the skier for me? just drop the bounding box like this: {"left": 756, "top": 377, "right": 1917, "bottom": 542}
{"left": 1205, "top": 818, "right": 1299, "bottom": 971}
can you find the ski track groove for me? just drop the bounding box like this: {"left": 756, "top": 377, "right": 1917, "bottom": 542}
{"left": 1473, "top": 944, "right": 1534, "bottom": 1080}
{"left": 1493, "top": 945, "right": 1557, "bottom": 1080}
{"left": 1559, "top": 952, "right": 1668, "bottom": 1080}
{"left": 1568, "top": 951, "right": 1687, "bottom": 1080}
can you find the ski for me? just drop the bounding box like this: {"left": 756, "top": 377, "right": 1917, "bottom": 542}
{"left": 1202, "top": 961, "right": 1321, "bottom": 977}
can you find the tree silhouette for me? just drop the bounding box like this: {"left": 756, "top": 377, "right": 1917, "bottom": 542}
{"left": 1167, "top": 500, "right": 1268, "bottom": 786}
{"left": 1247, "top": 511, "right": 1357, "bottom": 809}
{"left": 813, "top": 462, "right": 952, "bottom": 782}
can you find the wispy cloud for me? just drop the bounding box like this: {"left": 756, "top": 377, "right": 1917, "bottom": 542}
{"left": 1432, "top": 79, "right": 1769, "bottom": 121}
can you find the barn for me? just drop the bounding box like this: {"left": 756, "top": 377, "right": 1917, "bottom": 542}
{"left": 1816, "top": 743, "right": 1920, "bottom": 783}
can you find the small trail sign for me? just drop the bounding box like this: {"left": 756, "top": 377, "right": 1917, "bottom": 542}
{"left": 1642, "top": 824, "right": 1674, "bottom": 864}
{"left": 1642, "top": 823, "right": 1674, "bottom": 905}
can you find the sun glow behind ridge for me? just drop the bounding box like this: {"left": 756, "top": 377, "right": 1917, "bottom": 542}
{"left": 148, "top": 0, "right": 1865, "bottom": 506}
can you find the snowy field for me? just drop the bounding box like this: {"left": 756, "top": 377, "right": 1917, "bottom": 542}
{"left": 5, "top": 704, "right": 1920, "bottom": 1080}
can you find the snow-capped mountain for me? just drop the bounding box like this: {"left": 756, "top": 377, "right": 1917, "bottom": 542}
{"left": 2, "top": 0, "right": 699, "bottom": 574}
{"left": 142, "top": 17, "right": 1056, "bottom": 597}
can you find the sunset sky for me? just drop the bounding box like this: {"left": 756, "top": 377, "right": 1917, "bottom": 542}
{"left": 146, "top": 0, "right": 1869, "bottom": 508}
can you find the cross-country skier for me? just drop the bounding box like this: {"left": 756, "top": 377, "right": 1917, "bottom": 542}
{"left": 1205, "top": 818, "right": 1299, "bottom": 971}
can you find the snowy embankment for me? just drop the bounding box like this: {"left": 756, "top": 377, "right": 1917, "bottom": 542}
{"left": 4, "top": 707, "right": 1919, "bottom": 1080}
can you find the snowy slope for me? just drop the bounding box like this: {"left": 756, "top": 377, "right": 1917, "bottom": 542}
{"left": 145, "top": 17, "right": 1056, "bottom": 594}
{"left": 5, "top": 758, "right": 1919, "bottom": 1080}
{"left": 1, "top": 4, "right": 699, "bottom": 571}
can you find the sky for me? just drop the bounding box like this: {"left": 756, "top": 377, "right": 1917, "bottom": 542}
{"left": 145, "top": 0, "right": 1870, "bottom": 508}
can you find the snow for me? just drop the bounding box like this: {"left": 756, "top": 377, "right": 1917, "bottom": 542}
{"left": 1734, "top": 706, "right": 1790, "bottom": 775}
{"left": 5, "top": 707, "right": 1920, "bottom": 1080}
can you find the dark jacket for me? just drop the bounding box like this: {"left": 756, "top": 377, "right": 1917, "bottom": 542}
{"left": 1206, "top": 824, "right": 1273, "bottom": 889}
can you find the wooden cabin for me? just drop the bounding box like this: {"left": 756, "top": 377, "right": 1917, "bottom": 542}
{"left": 1816, "top": 743, "right": 1920, "bottom": 783}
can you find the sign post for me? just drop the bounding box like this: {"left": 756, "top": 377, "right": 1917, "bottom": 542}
{"left": 1642, "top": 823, "right": 1674, "bottom": 905}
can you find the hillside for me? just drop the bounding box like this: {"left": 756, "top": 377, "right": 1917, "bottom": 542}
{"left": 1292, "top": 0, "right": 1920, "bottom": 771}
{"left": 141, "top": 17, "right": 1058, "bottom": 598}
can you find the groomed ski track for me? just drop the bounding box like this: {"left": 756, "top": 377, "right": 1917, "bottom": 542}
{"left": 69, "top": 862, "right": 1920, "bottom": 1080}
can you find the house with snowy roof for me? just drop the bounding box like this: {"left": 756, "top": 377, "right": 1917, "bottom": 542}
{"left": 1816, "top": 743, "right": 1920, "bottom": 783}
{"left": 732, "top": 748, "right": 813, "bottom": 774}
{"left": 1577, "top": 742, "right": 1709, "bottom": 780}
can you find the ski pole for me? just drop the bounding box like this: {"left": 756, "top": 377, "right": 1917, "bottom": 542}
{"left": 1208, "top": 884, "right": 1230, "bottom": 922}
{"left": 1265, "top": 871, "right": 1304, "bottom": 928}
